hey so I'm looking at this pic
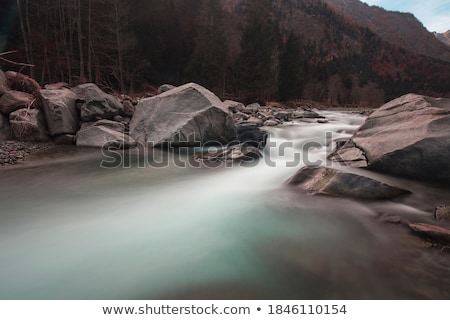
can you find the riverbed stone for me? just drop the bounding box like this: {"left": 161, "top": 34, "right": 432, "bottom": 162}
{"left": 72, "top": 83, "right": 123, "bottom": 121}
{"left": 236, "top": 122, "right": 268, "bottom": 148}
{"left": 195, "top": 143, "right": 262, "bottom": 162}
{"left": 130, "top": 83, "right": 236, "bottom": 147}
{"left": 286, "top": 166, "right": 410, "bottom": 200}
{"left": 336, "top": 94, "right": 450, "bottom": 182}
{"left": 39, "top": 88, "right": 79, "bottom": 135}
{"left": 224, "top": 100, "right": 245, "bottom": 113}
{"left": 9, "top": 109, "right": 49, "bottom": 142}
{"left": 76, "top": 125, "right": 136, "bottom": 149}
{"left": 0, "top": 91, "right": 35, "bottom": 115}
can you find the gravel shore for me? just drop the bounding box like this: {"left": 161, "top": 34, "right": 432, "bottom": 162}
{"left": 0, "top": 141, "right": 59, "bottom": 166}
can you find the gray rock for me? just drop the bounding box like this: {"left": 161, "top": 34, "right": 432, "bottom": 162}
{"left": 293, "top": 110, "right": 321, "bottom": 119}
{"left": 329, "top": 141, "right": 368, "bottom": 167}
{"left": 44, "top": 82, "right": 69, "bottom": 90}
{"left": 121, "top": 100, "right": 135, "bottom": 117}
{"left": 244, "top": 103, "right": 260, "bottom": 114}
{"left": 286, "top": 166, "right": 410, "bottom": 200}
{"left": 0, "top": 113, "right": 13, "bottom": 140}
{"left": 236, "top": 122, "right": 268, "bottom": 148}
{"left": 264, "top": 120, "right": 279, "bottom": 127}
{"left": 340, "top": 94, "right": 450, "bottom": 182}
{"left": 76, "top": 125, "right": 136, "bottom": 149}
{"left": 435, "top": 205, "right": 450, "bottom": 221}
{"left": 158, "top": 84, "right": 176, "bottom": 94}
{"left": 40, "top": 88, "right": 79, "bottom": 135}
{"left": 0, "top": 91, "right": 35, "bottom": 114}
{"left": 274, "top": 111, "right": 290, "bottom": 121}
{"left": 71, "top": 83, "right": 123, "bottom": 121}
{"left": 9, "top": 109, "right": 49, "bottom": 142}
{"left": 233, "top": 112, "right": 250, "bottom": 123}
{"left": 195, "top": 143, "right": 262, "bottom": 162}
{"left": 409, "top": 223, "right": 450, "bottom": 246}
{"left": 223, "top": 100, "right": 245, "bottom": 113}
{"left": 0, "top": 70, "right": 8, "bottom": 95}
{"left": 130, "top": 83, "right": 236, "bottom": 147}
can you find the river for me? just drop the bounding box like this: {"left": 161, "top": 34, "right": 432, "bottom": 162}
{"left": 0, "top": 111, "right": 449, "bottom": 299}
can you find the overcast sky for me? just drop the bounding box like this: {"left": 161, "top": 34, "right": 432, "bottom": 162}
{"left": 362, "top": 0, "right": 449, "bottom": 32}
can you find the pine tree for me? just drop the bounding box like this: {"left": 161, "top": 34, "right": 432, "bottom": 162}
{"left": 234, "top": 0, "right": 279, "bottom": 101}
{"left": 278, "top": 32, "right": 304, "bottom": 101}
{"left": 185, "top": 0, "right": 228, "bottom": 94}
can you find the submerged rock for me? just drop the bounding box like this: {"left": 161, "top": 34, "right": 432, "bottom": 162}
{"left": 435, "top": 206, "right": 450, "bottom": 222}
{"left": 336, "top": 94, "right": 450, "bottom": 182}
{"left": 130, "top": 83, "right": 236, "bottom": 147}
{"left": 409, "top": 223, "right": 450, "bottom": 246}
{"left": 195, "top": 143, "right": 262, "bottom": 162}
{"left": 286, "top": 166, "right": 410, "bottom": 200}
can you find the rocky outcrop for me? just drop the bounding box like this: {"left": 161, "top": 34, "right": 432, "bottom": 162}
{"left": 130, "top": 83, "right": 236, "bottom": 147}
{"left": 0, "top": 91, "right": 35, "bottom": 115}
{"left": 286, "top": 166, "right": 410, "bottom": 200}
{"left": 72, "top": 83, "right": 123, "bottom": 122}
{"left": 0, "top": 113, "right": 13, "bottom": 140}
{"left": 76, "top": 120, "right": 136, "bottom": 149}
{"left": 9, "top": 109, "right": 49, "bottom": 142}
{"left": 40, "top": 88, "right": 79, "bottom": 136}
{"left": 334, "top": 94, "right": 450, "bottom": 182}
{"left": 195, "top": 143, "right": 262, "bottom": 162}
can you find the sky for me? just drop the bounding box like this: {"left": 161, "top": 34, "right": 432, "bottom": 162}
{"left": 363, "top": 0, "right": 449, "bottom": 33}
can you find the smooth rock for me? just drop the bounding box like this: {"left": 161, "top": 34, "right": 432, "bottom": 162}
{"left": 130, "top": 83, "right": 236, "bottom": 147}
{"left": 233, "top": 112, "right": 250, "bottom": 123}
{"left": 40, "top": 88, "right": 79, "bottom": 135}
{"left": 0, "top": 113, "right": 13, "bottom": 140}
{"left": 76, "top": 125, "right": 136, "bottom": 149}
{"left": 435, "top": 205, "right": 450, "bottom": 221}
{"left": 264, "top": 120, "right": 279, "bottom": 127}
{"left": 71, "top": 83, "right": 123, "bottom": 121}
{"left": 339, "top": 94, "right": 450, "bottom": 182}
{"left": 9, "top": 109, "right": 49, "bottom": 142}
{"left": 286, "top": 166, "right": 410, "bottom": 199}
{"left": 409, "top": 223, "right": 450, "bottom": 245}
{"left": 274, "top": 111, "right": 290, "bottom": 121}
{"left": 121, "top": 100, "right": 135, "bottom": 117}
{"left": 329, "top": 141, "right": 368, "bottom": 167}
{"left": 294, "top": 110, "right": 321, "bottom": 119}
{"left": 244, "top": 103, "right": 260, "bottom": 114}
{"left": 0, "top": 91, "right": 35, "bottom": 114}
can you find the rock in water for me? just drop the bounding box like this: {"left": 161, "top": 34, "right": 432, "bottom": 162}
{"left": 334, "top": 94, "right": 450, "bottom": 182}
{"left": 435, "top": 205, "right": 450, "bottom": 221}
{"left": 76, "top": 121, "right": 136, "bottom": 149}
{"left": 195, "top": 143, "right": 262, "bottom": 162}
{"left": 129, "top": 83, "right": 236, "bottom": 147}
{"left": 9, "top": 109, "right": 49, "bottom": 142}
{"left": 40, "top": 88, "right": 79, "bottom": 135}
{"left": 0, "top": 91, "right": 35, "bottom": 115}
{"left": 0, "top": 113, "right": 13, "bottom": 140}
{"left": 71, "top": 83, "right": 123, "bottom": 122}
{"left": 286, "top": 166, "right": 410, "bottom": 199}
{"left": 409, "top": 223, "right": 450, "bottom": 246}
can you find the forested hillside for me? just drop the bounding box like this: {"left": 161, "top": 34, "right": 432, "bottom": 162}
{"left": 2, "top": 0, "right": 449, "bottom": 106}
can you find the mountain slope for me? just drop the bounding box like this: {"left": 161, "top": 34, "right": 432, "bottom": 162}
{"left": 323, "top": 0, "right": 450, "bottom": 62}
{"left": 435, "top": 31, "right": 450, "bottom": 47}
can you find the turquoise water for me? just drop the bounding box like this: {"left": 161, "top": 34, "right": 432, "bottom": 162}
{"left": 1, "top": 112, "right": 449, "bottom": 299}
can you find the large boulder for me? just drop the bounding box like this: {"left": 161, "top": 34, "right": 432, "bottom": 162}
{"left": 334, "top": 94, "right": 450, "bottom": 182}
{"left": 286, "top": 166, "right": 410, "bottom": 200}
{"left": 0, "top": 91, "right": 35, "bottom": 115}
{"left": 71, "top": 83, "right": 123, "bottom": 122}
{"left": 0, "top": 113, "right": 13, "bottom": 140}
{"left": 130, "top": 83, "right": 236, "bottom": 147}
{"left": 9, "top": 109, "right": 49, "bottom": 142}
{"left": 40, "top": 88, "right": 79, "bottom": 136}
{"left": 76, "top": 121, "right": 136, "bottom": 149}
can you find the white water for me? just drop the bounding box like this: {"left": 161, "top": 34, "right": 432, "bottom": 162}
{"left": 1, "top": 111, "right": 449, "bottom": 299}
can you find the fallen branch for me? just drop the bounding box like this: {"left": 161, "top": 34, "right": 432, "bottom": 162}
{"left": 0, "top": 56, "right": 35, "bottom": 68}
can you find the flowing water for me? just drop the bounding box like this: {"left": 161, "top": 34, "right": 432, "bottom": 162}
{"left": 1, "top": 111, "right": 449, "bottom": 300}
